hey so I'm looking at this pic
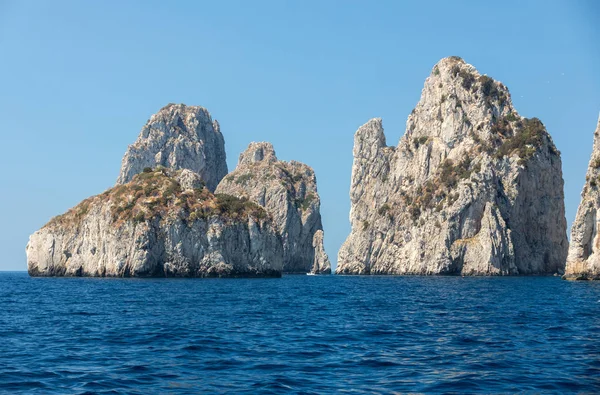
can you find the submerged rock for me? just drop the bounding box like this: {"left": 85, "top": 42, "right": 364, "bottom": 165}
{"left": 27, "top": 168, "right": 283, "bottom": 277}
{"left": 117, "top": 103, "right": 228, "bottom": 191}
{"left": 216, "top": 142, "right": 330, "bottom": 274}
{"left": 564, "top": 115, "right": 600, "bottom": 280}
{"left": 337, "top": 56, "right": 567, "bottom": 275}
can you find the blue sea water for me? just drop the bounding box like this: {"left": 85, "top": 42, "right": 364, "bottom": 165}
{"left": 1, "top": 272, "right": 600, "bottom": 394}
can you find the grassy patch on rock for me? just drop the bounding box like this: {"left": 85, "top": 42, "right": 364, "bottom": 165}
{"left": 47, "top": 168, "right": 268, "bottom": 228}
{"left": 495, "top": 117, "right": 546, "bottom": 163}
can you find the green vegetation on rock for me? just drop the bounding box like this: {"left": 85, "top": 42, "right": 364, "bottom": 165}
{"left": 48, "top": 168, "right": 268, "bottom": 228}
{"left": 296, "top": 192, "right": 316, "bottom": 211}
{"left": 413, "top": 136, "right": 429, "bottom": 148}
{"left": 378, "top": 203, "right": 390, "bottom": 216}
{"left": 235, "top": 173, "right": 253, "bottom": 185}
{"left": 479, "top": 75, "right": 508, "bottom": 107}
{"left": 495, "top": 117, "right": 546, "bottom": 163}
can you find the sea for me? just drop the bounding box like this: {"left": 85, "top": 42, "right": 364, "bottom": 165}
{"left": 1, "top": 272, "right": 599, "bottom": 394}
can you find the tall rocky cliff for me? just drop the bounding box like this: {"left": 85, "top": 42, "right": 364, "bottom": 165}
{"left": 564, "top": 116, "right": 600, "bottom": 280}
{"left": 337, "top": 56, "right": 568, "bottom": 275}
{"left": 27, "top": 168, "right": 283, "bottom": 277}
{"left": 215, "top": 142, "right": 330, "bottom": 274}
{"left": 117, "top": 104, "right": 228, "bottom": 191}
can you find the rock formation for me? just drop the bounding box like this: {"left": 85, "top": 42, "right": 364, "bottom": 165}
{"left": 27, "top": 168, "right": 283, "bottom": 277}
{"left": 311, "top": 230, "right": 330, "bottom": 274}
{"left": 337, "top": 56, "right": 568, "bottom": 275}
{"left": 564, "top": 115, "right": 600, "bottom": 280}
{"left": 117, "top": 104, "right": 228, "bottom": 191}
{"left": 216, "top": 142, "right": 331, "bottom": 274}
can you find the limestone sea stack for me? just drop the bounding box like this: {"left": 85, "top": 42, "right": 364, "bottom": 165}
{"left": 564, "top": 116, "right": 600, "bottom": 280}
{"left": 27, "top": 168, "right": 283, "bottom": 277}
{"left": 27, "top": 104, "right": 284, "bottom": 277}
{"left": 216, "top": 142, "right": 331, "bottom": 274}
{"left": 117, "top": 103, "right": 228, "bottom": 192}
{"left": 336, "top": 56, "right": 568, "bottom": 275}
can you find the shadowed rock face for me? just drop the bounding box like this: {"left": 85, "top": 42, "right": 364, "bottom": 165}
{"left": 564, "top": 116, "right": 600, "bottom": 280}
{"left": 117, "top": 104, "right": 228, "bottom": 191}
{"left": 27, "top": 169, "right": 283, "bottom": 277}
{"left": 337, "top": 56, "right": 567, "bottom": 276}
{"left": 216, "top": 142, "right": 331, "bottom": 274}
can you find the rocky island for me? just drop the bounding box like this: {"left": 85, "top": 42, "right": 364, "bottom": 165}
{"left": 564, "top": 116, "right": 600, "bottom": 280}
{"left": 216, "top": 142, "right": 331, "bottom": 274}
{"left": 337, "top": 56, "right": 568, "bottom": 275}
{"left": 27, "top": 104, "right": 293, "bottom": 277}
{"left": 27, "top": 168, "right": 282, "bottom": 277}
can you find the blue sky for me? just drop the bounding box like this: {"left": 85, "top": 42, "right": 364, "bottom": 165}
{"left": 0, "top": 0, "right": 598, "bottom": 271}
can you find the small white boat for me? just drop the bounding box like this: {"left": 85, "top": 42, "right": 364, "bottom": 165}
{"left": 306, "top": 272, "right": 316, "bottom": 276}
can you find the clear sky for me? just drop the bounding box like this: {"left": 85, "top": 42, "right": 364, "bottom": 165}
{"left": 0, "top": 0, "right": 598, "bottom": 271}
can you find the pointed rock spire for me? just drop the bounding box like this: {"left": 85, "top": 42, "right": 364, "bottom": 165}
{"left": 117, "top": 103, "right": 228, "bottom": 191}
{"left": 238, "top": 142, "right": 278, "bottom": 166}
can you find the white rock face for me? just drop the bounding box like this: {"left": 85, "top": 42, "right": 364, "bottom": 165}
{"left": 311, "top": 230, "right": 331, "bottom": 274}
{"left": 117, "top": 104, "right": 228, "bottom": 191}
{"left": 337, "top": 56, "right": 568, "bottom": 275}
{"left": 175, "top": 169, "right": 206, "bottom": 191}
{"left": 216, "top": 142, "right": 331, "bottom": 274}
{"left": 564, "top": 116, "right": 600, "bottom": 280}
{"left": 27, "top": 169, "right": 283, "bottom": 277}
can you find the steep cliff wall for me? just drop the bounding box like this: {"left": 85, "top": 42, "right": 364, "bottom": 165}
{"left": 565, "top": 116, "right": 600, "bottom": 280}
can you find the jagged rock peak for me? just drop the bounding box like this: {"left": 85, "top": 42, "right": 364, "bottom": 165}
{"left": 337, "top": 56, "right": 567, "bottom": 276}
{"left": 117, "top": 103, "right": 228, "bottom": 191}
{"left": 354, "top": 118, "right": 387, "bottom": 158}
{"left": 426, "top": 56, "right": 508, "bottom": 96}
{"left": 404, "top": 56, "right": 515, "bottom": 149}
{"left": 564, "top": 114, "right": 600, "bottom": 280}
{"left": 216, "top": 142, "right": 330, "bottom": 274}
{"left": 238, "top": 142, "right": 278, "bottom": 166}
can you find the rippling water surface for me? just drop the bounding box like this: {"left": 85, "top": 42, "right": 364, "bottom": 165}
{"left": 1, "top": 272, "right": 600, "bottom": 394}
